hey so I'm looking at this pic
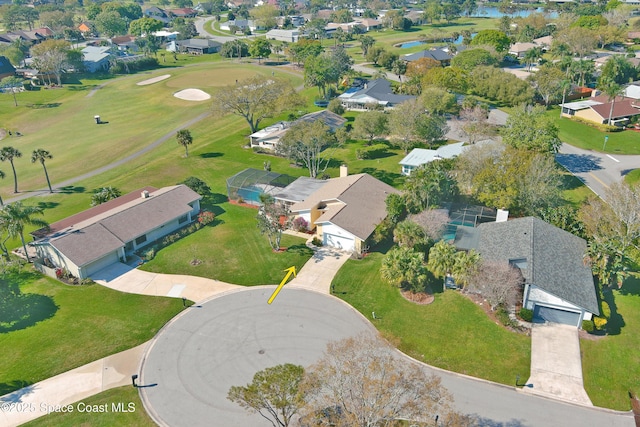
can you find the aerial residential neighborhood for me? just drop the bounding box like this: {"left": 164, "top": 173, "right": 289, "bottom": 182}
{"left": 1, "top": 0, "right": 640, "bottom": 425}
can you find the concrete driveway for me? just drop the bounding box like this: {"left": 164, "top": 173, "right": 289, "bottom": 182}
{"left": 288, "top": 246, "right": 351, "bottom": 294}
{"left": 93, "top": 263, "right": 240, "bottom": 303}
{"left": 522, "top": 323, "right": 592, "bottom": 406}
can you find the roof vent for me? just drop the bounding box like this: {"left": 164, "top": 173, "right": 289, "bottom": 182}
{"left": 141, "top": 190, "right": 150, "bottom": 199}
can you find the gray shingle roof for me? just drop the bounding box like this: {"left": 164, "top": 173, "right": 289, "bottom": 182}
{"left": 50, "top": 223, "right": 124, "bottom": 267}
{"left": 402, "top": 48, "right": 452, "bottom": 62}
{"left": 339, "top": 79, "right": 415, "bottom": 105}
{"left": 476, "top": 217, "right": 598, "bottom": 314}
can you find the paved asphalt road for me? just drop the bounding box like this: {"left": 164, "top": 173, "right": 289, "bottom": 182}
{"left": 556, "top": 143, "right": 640, "bottom": 201}
{"left": 140, "top": 287, "right": 634, "bottom": 427}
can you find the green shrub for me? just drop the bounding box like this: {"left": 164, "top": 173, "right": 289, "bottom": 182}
{"left": 328, "top": 98, "right": 344, "bottom": 115}
{"left": 496, "top": 306, "right": 514, "bottom": 326}
{"left": 143, "top": 247, "right": 156, "bottom": 261}
{"left": 568, "top": 116, "right": 622, "bottom": 132}
{"left": 311, "top": 237, "right": 323, "bottom": 246}
{"left": 519, "top": 308, "right": 533, "bottom": 322}
{"left": 582, "top": 319, "right": 595, "bottom": 332}
{"left": 600, "top": 301, "right": 611, "bottom": 319}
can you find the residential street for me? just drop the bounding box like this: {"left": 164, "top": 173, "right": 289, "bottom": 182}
{"left": 556, "top": 143, "right": 640, "bottom": 200}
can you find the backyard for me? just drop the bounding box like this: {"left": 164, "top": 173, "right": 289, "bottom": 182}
{"left": 0, "top": 270, "right": 185, "bottom": 396}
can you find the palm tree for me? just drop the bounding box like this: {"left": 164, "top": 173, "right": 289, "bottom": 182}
{"left": 0, "top": 169, "right": 4, "bottom": 206}
{"left": 0, "top": 146, "right": 21, "bottom": 193}
{"left": 176, "top": 129, "right": 193, "bottom": 157}
{"left": 427, "top": 240, "right": 456, "bottom": 279}
{"left": 31, "top": 149, "right": 53, "bottom": 193}
{"left": 598, "top": 77, "right": 623, "bottom": 126}
{"left": 0, "top": 202, "right": 47, "bottom": 262}
{"left": 451, "top": 250, "right": 481, "bottom": 289}
{"left": 523, "top": 47, "right": 542, "bottom": 72}
{"left": 559, "top": 79, "right": 572, "bottom": 118}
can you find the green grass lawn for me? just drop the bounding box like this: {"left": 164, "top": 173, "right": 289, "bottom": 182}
{"left": 546, "top": 108, "right": 640, "bottom": 155}
{"left": 0, "top": 62, "right": 302, "bottom": 199}
{"left": 21, "top": 386, "right": 154, "bottom": 427}
{"left": 581, "top": 275, "right": 640, "bottom": 410}
{"left": 0, "top": 271, "right": 185, "bottom": 396}
{"left": 141, "top": 204, "right": 314, "bottom": 285}
{"left": 625, "top": 169, "right": 640, "bottom": 186}
{"left": 331, "top": 252, "right": 531, "bottom": 385}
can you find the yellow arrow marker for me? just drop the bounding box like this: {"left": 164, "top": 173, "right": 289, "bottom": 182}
{"left": 268, "top": 266, "right": 297, "bottom": 304}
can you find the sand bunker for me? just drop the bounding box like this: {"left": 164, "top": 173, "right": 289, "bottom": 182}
{"left": 137, "top": 74, "right": 171, "bottom": 86}
{"left": 173, "top": 88, "right": 211, "bottom": 101}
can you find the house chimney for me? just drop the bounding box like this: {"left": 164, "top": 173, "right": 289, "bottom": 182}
{"left": 496, "top": 209, "right": 509, "bottom": 223}
{"left": 340, "top": 164, "right": 348, "bottom": 178}
{"left": 141, "top": 190, "right": 150, "bottom": 199}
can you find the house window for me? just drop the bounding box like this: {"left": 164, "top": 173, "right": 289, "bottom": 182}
{"left": 179, "top": 214, "right": 189, "bottom": 224}
{"left": 135, "top": 235, "right": 147, "bottom": 245}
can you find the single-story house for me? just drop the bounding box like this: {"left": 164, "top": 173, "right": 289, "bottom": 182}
{"left": 31, "top": 185, "right": 201, "bottom": 280}
{"left": 508, "top": 42, "right": 537, "bottom": 58}
{"left": 0, "top": 29, "right": 46, "bottom": 46}
{"left": 78, "top": 22, "right": 96, "bottom": 36}
{"left": 144, "top": 6, "right": 172, "bottom": 24}
{"left": 290, "top": 172, "right": 400, "bottom": 253}
{"left": 0, "top": 55, "right": 16, "bottom": 79}
{"left": 560, "top": 95, "right": 640, "bottom": 125}
{"left": 176, "top": 38, "right": 222, "bottom": 54}
{"left": 325, "top": 22, "right": 365, "bottom": 34}
{"left": 338, "top": 78, "right": 416, "bottom": 110}
{"left": 266, "top": 29, "right": 302, "bottom": 43}
{"left": 111, "top": 35, "right": 137, "bottom": 51}
{"left": 167, "top": 7, "right": 197, "bottom": 17}
{"left": 399, "top": 142, "right": 467, "bottom": 175}
{"left": 402, "top": 48, "right": 452, "bottom": 66}
{"left": 404, "top": 10, "right": 425, "bottom": 25}
{"left": 357, "top": 18, "right": 381, "bottom": 31}
{"left": 455, "top": 216, "right": 599, "bottom": 327}
{"left": 533, "top": 35, "right": 552, "bottom": 49}
{"left": 81, "top": 46, "right": 112, "bottom": 73}
{"left": 220, "top": 19, "right": 261, "bottom": 32}
{"left": 249, "top": 110, "right": 346, "bottom": 150}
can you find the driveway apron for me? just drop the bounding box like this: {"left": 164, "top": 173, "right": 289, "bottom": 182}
{"left": 522, "top": 323, "right": 592, "bottom": 406}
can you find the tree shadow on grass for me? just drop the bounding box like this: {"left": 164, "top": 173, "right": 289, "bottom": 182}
{"left": 26, "top": 103, "right": 61, "bottom": 109}
{"left": 359, "top": 167, "right": 404, "bottom": 187}
{"left": 209, "top": 193, "right": 229, "bottom": 205}
{"left": 0, "top": 381, "right": 33, "bottom": 398}
{"left": 0, "top": 275, "right": 58, "bottom": 334}
{"left": 36, "top": 201, "right": 59, "bottom": 210}
{"left": 58, "top": 185, "right": 85, "bottom": 194}
{"left": 618, "top": 275, "right": 640, "bottom": 297}
{"left": 199, "top": 152, "right": 224, "bottom": 158}
{"left": 603, "top": 288, "right": 625, "bottom": 335}
{"left": 286, "top": 244, "right": 313, "bottom": 256}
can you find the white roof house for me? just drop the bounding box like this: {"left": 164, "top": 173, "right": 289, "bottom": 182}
{"left": 624, "top": 84, "right": 640, "bottom": 99}
{"left": 266, "top": 29, "right": 301, "bottom": 43}
{"left": 399, "top": 142, "right": 467, "bottom": 175}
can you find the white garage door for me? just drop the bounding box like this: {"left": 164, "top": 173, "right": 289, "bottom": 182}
{"left": 84, "top": 251, "right": 120, "bottom": 279}
{"left": 323, "top": 233, "right": 355, "bottom": 251}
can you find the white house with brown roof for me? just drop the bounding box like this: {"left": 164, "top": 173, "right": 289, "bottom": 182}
{"left": 31, "top": 185, "right": 201, "bottom": 279}
{"left": 290, "top": 173, "right": 400, "bottom": 253}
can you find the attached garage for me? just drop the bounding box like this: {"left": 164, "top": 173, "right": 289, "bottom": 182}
{"left": 323, "top": 233, "right": 355, "bottom": 252}
{"left": 82, "top": 251, "right": 121, "bottom": 279}
{"left": 533, "top": 305, "right": 581, "bottom": 327}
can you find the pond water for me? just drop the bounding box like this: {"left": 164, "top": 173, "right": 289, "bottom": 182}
{"left": 471, "top": 6, "right": 559, "bottom": 19}
{"left": 399, "top": 33, "right": 476, "bottom": 48}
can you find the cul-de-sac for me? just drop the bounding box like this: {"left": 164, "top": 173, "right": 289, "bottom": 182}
{"left": 1, "top": 1, "right": 640, "bottom": 425}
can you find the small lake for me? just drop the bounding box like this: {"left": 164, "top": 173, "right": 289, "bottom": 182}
{"left": 471, "top": 6, "right": 558, "bottom": 19}
{"left": 399, "top": 33, "right": 476, "bottom": 48}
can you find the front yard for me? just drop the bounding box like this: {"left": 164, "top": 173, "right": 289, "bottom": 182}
{"left": 331, "top": 252, "right": 531, "bottom": 385}
{"left": 0, "top": 271, "right": 185, "bottom": 396}
{"left": 141, "top": 203, "right": 314, "bottom": 286}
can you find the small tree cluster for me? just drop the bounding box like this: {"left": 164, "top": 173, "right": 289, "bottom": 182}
{"left": 257, "top": 196, "right": 292, "bottom": 251}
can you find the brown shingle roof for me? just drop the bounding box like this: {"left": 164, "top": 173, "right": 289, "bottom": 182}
{"left": 34, "top": 186, "right": 157, "bottom": 237}
{"left": 36, "top": 185, "right": 201, "bottom": 266}
{"left": 292, "top": 174, "right": 400, "bottom": 240}
{"left": 590, "top": 99, "right": 640, "bottom": 120}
